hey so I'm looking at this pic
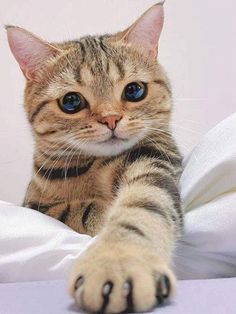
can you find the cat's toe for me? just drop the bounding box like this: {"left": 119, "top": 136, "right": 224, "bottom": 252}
{"left": 73, "top": 273, "right": 126, "bottom": 313}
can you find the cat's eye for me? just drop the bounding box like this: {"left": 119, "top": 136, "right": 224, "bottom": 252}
{"left": 58, "top": 92, "right": 87, "bottom": 114}
{"left": 123, "top": 82, "right": 147, "bottom": 102}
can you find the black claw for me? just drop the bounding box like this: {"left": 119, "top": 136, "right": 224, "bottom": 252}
{"left": 126, "top": 280, "right": 134, "bottom": 313}
{"left": 75, "top": 276, "right": 84, "bottom": 290}
{"left": 156, "top": 295, "right": 164, "bottom": 305}
{"left": 156, "top": 274, "right": 171, "bottom": 306}
{"left": 98, "top": 281, "right": 113, "bottom": 314}
{"left": 163, "top": 275, "right": 171, "bottom": 298}
{"left": 156, "top": 276, "right": 164, "bottom": 305}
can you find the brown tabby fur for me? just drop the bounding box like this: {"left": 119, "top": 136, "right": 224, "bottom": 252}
{"left": 8, "top": 4, "right": 183, "bottom": 313}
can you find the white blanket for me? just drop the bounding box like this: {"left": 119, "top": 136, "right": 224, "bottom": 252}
{"left": 0, "top": 114, "right": 236, "bottom": 283}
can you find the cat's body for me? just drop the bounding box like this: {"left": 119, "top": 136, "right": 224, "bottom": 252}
{"left": 24, "top": 127, "right": 182, "bottom": 237}
{"left": 7, "top": 4, "right": 183, "bottom": 313}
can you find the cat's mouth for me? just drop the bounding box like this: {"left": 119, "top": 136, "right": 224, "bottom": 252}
{"left": 99, "top": 134, "right": 128, "bottom": 145}
{"left": 80, "top": 132, "right": 142, "bottom": 156}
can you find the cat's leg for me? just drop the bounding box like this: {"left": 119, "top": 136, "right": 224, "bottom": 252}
{"left": 68, "top": 162, "right": 182, "bottom": 313}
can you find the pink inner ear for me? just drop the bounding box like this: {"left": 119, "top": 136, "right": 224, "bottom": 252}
{"left": 7, "top": 27, "right": 57, "bottom": 80}
{"left": 124, "top": 4, "right": 164, "bottom": 56}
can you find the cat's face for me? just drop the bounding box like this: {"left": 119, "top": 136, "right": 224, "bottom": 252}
{"left": 7, "top": 4, "right": 171, "bottom": 157}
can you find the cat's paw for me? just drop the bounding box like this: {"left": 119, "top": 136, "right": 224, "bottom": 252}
{"left": 68, "top": 242, "right": 176, "bottom": 313}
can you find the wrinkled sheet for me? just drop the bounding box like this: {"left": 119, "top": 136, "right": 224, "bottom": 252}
{"left": 0, "top": 113, "right": 236, "bottom": 283}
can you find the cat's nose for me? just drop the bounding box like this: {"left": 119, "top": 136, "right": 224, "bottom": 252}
{"left": 98, "top": 115, "right": 122, "bottom": 130}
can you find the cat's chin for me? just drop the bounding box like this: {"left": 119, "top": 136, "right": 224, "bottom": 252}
{"left": 79, "top": 137, "right": 140, "bottom": 157}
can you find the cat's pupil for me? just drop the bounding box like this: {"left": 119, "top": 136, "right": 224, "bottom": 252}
{"left": 124, "top": 82, "right": 146, "bottom": 102}
{"left": 61, "top": 92, "right": 83, "bottom": 114}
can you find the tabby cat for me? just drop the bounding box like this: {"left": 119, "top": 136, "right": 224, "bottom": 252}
{"left": 7, "top": 3, "right": 183, "bottom": 313}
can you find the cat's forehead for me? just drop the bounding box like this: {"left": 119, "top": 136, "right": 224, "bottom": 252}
{"left": 61, "top": 36, "right": 153, "bottom": 83}
{"left": 44, "top": 36, "right": 156, "bottom": 100}
{"left": 78, "top": 38, "right": 122, "bottom": 90}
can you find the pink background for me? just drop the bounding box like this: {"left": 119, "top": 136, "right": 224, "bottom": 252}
{"left": 0, "top": 0, "right": 235, "bottom": 204}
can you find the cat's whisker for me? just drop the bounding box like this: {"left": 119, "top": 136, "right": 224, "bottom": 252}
{"left": 144, "top": 129, "right": 191, "bottom": 152}
{"left": 145, "top": 136, "right": 175, "bottom": 170}
{"left": 144, "top": 127, "right": 172, "bottom": 138}
{"left": 140, "top": 116, "right": 203, "bottom": 136}
{"left": 75, "top": 140, "right": 87, "bottom": 179}
{"left": 23, "top": 137, "right": 77, "bottom": 205}
{"left": 64, "top": 146, "right": 76, "bottom": 182}
{"left": 157, "top": 123, "right": 202, "bottom": 136}
{"left": 63, "top": 136, "right": 90, "bottom": 183}
{"left": 35, "top": 134, "right": 80, "bottom": 168}
{"left": 37, "top": 139, "right": 80, "bottom": 210}
{"left": 35, "top": 133, "right": 80, "bottom": 160}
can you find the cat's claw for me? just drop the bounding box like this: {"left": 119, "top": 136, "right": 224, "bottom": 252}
{"left": 125, "top": 280, "right": 134, "bottom": 313}
{"left": 75, "top": 276, "right": 84, "bottom": 290}
{"left": 73, "top": 274, "right": 172, "bottom": 313}
{"left": 155, "top": 274, "right": 171, "bottom": 306}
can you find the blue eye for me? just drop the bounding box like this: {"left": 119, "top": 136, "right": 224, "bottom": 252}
{"left": 59, "top": 92, "right": 86, "bottom": 114}
{"left": 123, "top": 82, "right": 147, "bottom": 102}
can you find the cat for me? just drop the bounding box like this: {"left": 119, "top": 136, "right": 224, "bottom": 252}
{"left": 6, "top": 3, "right": 183, "bottom": 313}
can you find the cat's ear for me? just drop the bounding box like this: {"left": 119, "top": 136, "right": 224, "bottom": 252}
{"left": 6, "top": 26, "right": 59, "bottom": 81}
{"left": 117, "top": 3, "right": 164, "bottom": 57}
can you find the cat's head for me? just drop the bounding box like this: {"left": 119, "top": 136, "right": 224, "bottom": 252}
{"left": 6, "top": 3, "right": 171, "bottom": 157}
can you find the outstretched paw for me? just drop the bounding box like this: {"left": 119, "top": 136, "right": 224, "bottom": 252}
{"left": 69, "top": 242, "right": 176, "bottom": 313}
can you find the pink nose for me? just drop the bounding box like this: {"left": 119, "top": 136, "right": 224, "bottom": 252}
{"left": 98, "top": 115, "right": 122, "bottom": 130}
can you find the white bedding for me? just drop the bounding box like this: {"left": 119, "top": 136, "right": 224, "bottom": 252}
{"left": 0, "top": 113, "right": 236, "bottom": 283}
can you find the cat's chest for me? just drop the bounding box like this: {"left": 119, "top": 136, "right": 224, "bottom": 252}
{"left": 43, "top": 162, "right": 116, "bottom": 235}
{"left": 39, "top": 159, "right": 115, "bottom": 203}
